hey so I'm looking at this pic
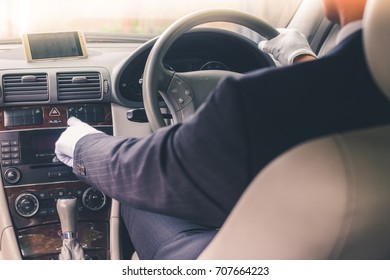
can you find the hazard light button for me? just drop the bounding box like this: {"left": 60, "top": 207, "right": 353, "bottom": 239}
{"left": 49, "top": 107, "right": 61, "bottom": 117}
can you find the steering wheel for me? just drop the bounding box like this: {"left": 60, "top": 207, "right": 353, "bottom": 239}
{"left": 142, "top": 9, "right": 279, "bottom": 131}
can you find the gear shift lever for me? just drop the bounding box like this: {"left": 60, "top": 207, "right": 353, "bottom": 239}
{"left": 57, "top": 197, "right": 85, "bottom": 260}
{"left": 57, "top": 197, "right": 78, "bottom": 239}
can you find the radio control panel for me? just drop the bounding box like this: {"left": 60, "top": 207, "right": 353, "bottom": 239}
{"left": 0, "top": 126, "right": 112, "bottom": 187}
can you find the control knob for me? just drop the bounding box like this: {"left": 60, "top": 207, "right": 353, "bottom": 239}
{"left": 82, "top": 187, "right": 106, "bottom": 211}
{"left": 4, "top": 167, "right": 21, "bottom": 184}
{"left": 15, "top": 193, "right": 39, "bottom": 217}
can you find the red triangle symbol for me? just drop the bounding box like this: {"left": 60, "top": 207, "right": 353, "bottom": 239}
{"left": 49, "top": 107, "right": 61, "bottom": 117}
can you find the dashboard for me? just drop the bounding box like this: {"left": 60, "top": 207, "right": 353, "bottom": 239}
{"left": 0, "top": 29, "right": 272, "bottom": 259}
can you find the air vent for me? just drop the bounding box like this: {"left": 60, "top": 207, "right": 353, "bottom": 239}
{"left": 57, "top": 72, "right": 102, "bottom": 100}
{"left": 2, "top": 73, "right": 48, "bottom": 102}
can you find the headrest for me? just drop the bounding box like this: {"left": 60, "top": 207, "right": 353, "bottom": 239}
{"left": 363, "top": 0, "right": 390, "bottom": 99}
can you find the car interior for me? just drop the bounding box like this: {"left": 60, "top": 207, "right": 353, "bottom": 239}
{"left": 0, "top": 0, "right": 389, "bottom": 260}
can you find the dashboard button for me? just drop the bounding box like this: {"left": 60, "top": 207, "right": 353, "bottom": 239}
{"left": 65, "top": 189, "right": 74, "bottom": 196}
{"left": 1, "top": 147, "right": 11, "bottom": 153}
{"left": 1, "top": 141, "right": 10, "bottom": 146}
{"left": 36, "top": 191, "right": 48, "bottom": 199}
{"left": 10, "top": 146, "right": 19, "bottom": 152}
{"left": 11, "top": 153, "right": 19, "bottom": 159}
{"left": 47, "top": 190, "right": 56, "bottom": 199}
{"left": 74, "top": 189, "right": 84, "bottom": 196}
{"left": 32, "top": 108, "right": 43, "bottom": 116}
{"left": 48, "top": 170, "right": 71, "bottom": 178}
{"left": 11, "top": 159, "right": 21, "bottom": 165}
{"left": 38, "top": 209, "right": 49, "bottom": 216}
{"left": 2, "top": 153, "right": 11, "bottom": 159}
{"left": 55, "top": 189, "right": 66, "bottom": 198}
{"left": 2, "top": 160, "right": 11, "bottom": 166}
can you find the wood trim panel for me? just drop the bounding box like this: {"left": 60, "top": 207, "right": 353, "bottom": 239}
{"left": 18, "top": 222, "right": 109, "bottom": 259}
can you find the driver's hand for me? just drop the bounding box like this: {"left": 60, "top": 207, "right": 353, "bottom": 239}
{"left": 259, "top": 28, "right": 317, "bottom": 66}
{"left": 55, "top": 117, "right": 103, "bottom": 167}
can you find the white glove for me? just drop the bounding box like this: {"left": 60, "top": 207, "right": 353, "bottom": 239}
{"left": 55, "top": 117, "right": 103, "bottom": 167}
{"left": 259, "top": 28, "right": 317, "bottom": 66}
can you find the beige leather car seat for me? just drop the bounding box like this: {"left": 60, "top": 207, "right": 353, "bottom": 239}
{"left": 199, "top": 0, "right": 390, "bottom": 259}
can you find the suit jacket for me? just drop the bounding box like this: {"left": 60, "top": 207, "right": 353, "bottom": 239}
{"left": 73, "top": 31, "right": 390, "bottom": 227}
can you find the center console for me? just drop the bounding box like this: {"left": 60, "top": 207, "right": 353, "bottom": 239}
{"left": 0, "top": 104, "right": 113, "bottom": 259}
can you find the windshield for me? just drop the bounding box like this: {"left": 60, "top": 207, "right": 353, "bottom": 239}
{"left": 0, "top": 0, "right": 303, "bottom": 40}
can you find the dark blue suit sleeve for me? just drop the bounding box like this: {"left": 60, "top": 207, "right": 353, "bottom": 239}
{"left": 73, "top": 77, "right": 250, "bottom": 227}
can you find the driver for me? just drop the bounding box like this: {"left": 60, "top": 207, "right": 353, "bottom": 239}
{"left": 55, "top": 0, "right": 390, "bottom": 259}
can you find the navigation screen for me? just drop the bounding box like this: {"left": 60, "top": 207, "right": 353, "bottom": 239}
{"left": 20, "top": 129, "right": 65, "bottom": 164}
{"left": 32, "top": 131, "right": 62, "bottom": 158}
{"left": 22, "top": 31, "right": 88, "bottom": 62}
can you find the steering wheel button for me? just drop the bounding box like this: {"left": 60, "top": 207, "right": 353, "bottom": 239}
{"left": 166, "top": 76, "right": 195, "bottom": 111}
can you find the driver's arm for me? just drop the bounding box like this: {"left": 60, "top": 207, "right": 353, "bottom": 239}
{"left": 55, "top": 78, "right": 252, "bottom": 228}
{"left": 259, "top": 28, "right": 317, "bottom": 65}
